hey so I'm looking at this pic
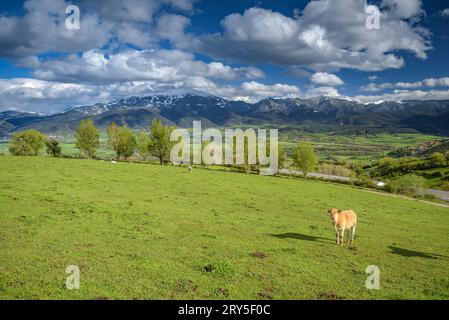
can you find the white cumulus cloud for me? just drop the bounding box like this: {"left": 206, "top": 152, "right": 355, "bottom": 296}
{"left": 311, "top": 72, "right": 344, "bottom": 86}
{"left": 31, "top": 49, "right": 265, "bottom": 84}
{"left": 361, "top": 77, "right": 449, "bottom": 92}
{"left": 193, "top": 0, "right": 430, "bottom": 72}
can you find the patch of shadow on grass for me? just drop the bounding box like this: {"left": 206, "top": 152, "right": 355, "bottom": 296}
{"left": 269, "top": 233, "right": 331, "bottom": 244}
{"left": 388, "top": 246, "right": 446, "bottom": 260}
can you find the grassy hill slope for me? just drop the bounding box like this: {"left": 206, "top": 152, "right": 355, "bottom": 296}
{"left": 0, "top": 156, "right": 448, "bottom": 299}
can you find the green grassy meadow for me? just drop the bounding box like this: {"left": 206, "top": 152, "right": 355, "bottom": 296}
{"left": 1, "top": 156, "right": 449, "bottom": 300}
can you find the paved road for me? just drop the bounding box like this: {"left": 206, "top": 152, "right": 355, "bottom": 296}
{"left": 278, "top": 168, "right": 449, "bottom": 203}
{"left": 423, "top": 189, "right": 449, "bottom": 202}
{"left": 279, "top": 168, "right": 352, "bottom": 182}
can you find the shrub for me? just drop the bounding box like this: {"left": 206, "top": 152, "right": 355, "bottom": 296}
{"left": 430, "top": 152, "right": 446, "bottom": 167}
{"left": 319, "top": 163, "right": 355, "bottom": 178}
{"left": 421, "top": 171, "right": 443, "bottom": 179}
{"left": 388, "top": 174, "right": 426, "bottom": 196}
{"left": 319, "top": 163, "right": 334, "bottom": 176}
{"left": 354, "top": 177, "right": 374, "bottom": 188}
{"left": 416, "top": 194, "right": 437, "bottom": 201}
{"left": 383, "top": 183, "right": 394, "bottom": 194}
{"left": 333, "top": 165, "right": 355, "bottom": 178}
{"left": 348, "top": 161, "right": 364, "bottom": 175}
{"left": 440, "top": 181, "right": 449, "bottom": 191}
{"left": 433, "top": 171, "right": 443, "bottom": 178}
{"left": 8, "top": 130, "right": 46, "bottom": 156}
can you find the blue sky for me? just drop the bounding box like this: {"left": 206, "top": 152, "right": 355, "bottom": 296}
{"left": 0, "top": 0, "right": 448, "bottom": 113}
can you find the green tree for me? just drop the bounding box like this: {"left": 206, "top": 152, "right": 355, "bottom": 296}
{"left": 8, "top": 130, "right": 46, "bottom": 156}
{"left": 136, "top": 130, "right": 151, "bottom": 161}
{"left": 257, "top": 141, "right": 286, "bottom": 173}
{"left": 278, "top": 144, "right": 286, "bottom": 169}
{"left": 149, "top": 119, "right": 175, "bottom": 165}
{"left": 45, "top": 139, "right": 62, "bottom": 157}
{"left": 292, "top": 141, "right": 317, "bottom": 178}
{"left": 243, "top": 141, "right": 255, "bottom": 174}
{"left": 106, "top": 123, "right": 119, "bottom": 159}
{"left": 75, "top": 119, "right": 99, "bottom": 159}
{"left": 107, "top": 123, "right": 137, "bottom": 160}
{"left": 227, "top": 134, "right": 283, "bottom": 174}
{"left": 431, "top": 152, "right": 446, "bottom": 167}
{"left": 226, "top": 134, "right": 255, "bottom": 174}
{"left": 118, "top": 126, "right": 136, "bottom": 160}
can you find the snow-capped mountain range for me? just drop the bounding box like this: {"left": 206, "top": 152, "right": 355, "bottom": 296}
{"left": 1, "top": 93, "right": 449, "bottom": 136}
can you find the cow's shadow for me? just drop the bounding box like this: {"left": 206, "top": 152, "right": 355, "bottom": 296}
{"left": 269, "top": 233, "right": 332, "bottom": 244}
{"left": 388, "top": 246, "right": 447, "bottom": 260}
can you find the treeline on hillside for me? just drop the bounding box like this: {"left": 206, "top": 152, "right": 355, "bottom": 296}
{"left": 7, "top": 119, "right": 323, "bottom": 176}
{"left": 357, "top": 153, "right": 449, "bottom": 194}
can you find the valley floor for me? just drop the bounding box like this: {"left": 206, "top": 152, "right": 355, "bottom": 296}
{"left": 0, "top": 156, "right": 449, "bottom": 299}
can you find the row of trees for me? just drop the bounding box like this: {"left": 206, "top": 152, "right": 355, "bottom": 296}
{"left": 7, "top": 119, "right": 320, "bottom": 176}
{"left": 75, "top": 118, "right": 175, "bottom": 164}
{"left": 7, "top": 118, "right": 174, "bottom": 164}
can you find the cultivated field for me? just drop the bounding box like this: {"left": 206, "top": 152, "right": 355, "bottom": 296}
{"left": 281, "top": 133, "right": 446, "bottom": 162}
{"left": 1, "top": 156, "right": 448, "bottom": 299}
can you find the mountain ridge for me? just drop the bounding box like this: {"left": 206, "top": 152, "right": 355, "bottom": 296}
{"left": 1, "top": 94, "right": 449, "bottom": 137}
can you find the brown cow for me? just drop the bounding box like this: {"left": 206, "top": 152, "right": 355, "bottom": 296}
{"left": 327, "top": 208, "right": 357, "bottom": 245}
